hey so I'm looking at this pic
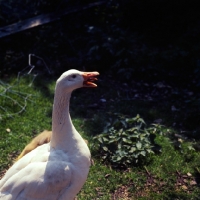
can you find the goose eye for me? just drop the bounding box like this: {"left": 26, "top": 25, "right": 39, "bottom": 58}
{"left": 72, "top": 74, "right": 76, "bottom": 79}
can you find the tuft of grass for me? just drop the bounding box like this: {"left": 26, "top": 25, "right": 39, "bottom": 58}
{"left": 0, "top": 75, "right": 199, "bottom": 199}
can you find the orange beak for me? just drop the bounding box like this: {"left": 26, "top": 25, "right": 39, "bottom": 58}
{"left": 82, "top": 71, "right": 99, "bottom": 87}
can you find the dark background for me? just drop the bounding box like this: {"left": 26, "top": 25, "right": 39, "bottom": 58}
{"left": 0, "top": 0, "right": 200, "bottom": 137}
{"left": 0, "top": 0, "right": 200, "bottom": 85}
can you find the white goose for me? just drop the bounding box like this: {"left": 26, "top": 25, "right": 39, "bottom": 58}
{"left": 0, "top": 69, "right": 99, "bottom": 200}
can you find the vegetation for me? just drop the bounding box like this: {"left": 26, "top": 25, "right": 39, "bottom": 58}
{"left": 93, "top": 114, "right": 158, "bottom": 167}
{"left": 0, "top": 75, "right": 199, "bottom": 199}
{"left": 0, "top": 0, "right": 200, "bottom": 199}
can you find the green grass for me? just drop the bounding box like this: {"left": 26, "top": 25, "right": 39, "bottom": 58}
{"left": 0, "top": 75, "right": 200, "bottom": 199}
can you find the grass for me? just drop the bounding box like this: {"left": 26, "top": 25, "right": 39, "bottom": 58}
{"left": 0, "top": 74, "right": 200, "bottom": 199}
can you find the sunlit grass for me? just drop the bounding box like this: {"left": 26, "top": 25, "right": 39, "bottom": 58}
{"left": 0, "top": 75, "right": 199, "bottom": 199}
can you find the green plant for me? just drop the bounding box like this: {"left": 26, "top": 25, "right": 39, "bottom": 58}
{"left": 93, "top": 114, "right": 161, "bottom": 168}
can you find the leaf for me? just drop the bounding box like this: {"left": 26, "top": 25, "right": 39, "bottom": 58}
{"left": 190, "top": 180, "right": 197, "bottom": 185}
{"left": 109, "top": 135, "right": 116, "bottom": 139}
{"left": 134, "top": 114, "right": 140, "bottom": 120}
{"left": 103, "top": 137, "right": 109, "bottom": 142}
{"left": 127, "top": 127, "right": 138, "bottom": 132}
{"left": 103, "top": 146, "right": 108, "bottom": 151}
{"left": 129, "top": 147, "right": 136, "bottom": 153}
{"left": 139, "top": 134, "right": 145, "bottom": 140}
{"left": 136, "top": 142, "right": 142, "bottom": 149}
{"left": 113, "top": 156, "right": 121, "bottom": 162}
{"left": 138, "top": 118, "right": 146, "bottom": 124}
{"left": 187, "top": 172, "right": 192, "bottom": 177}
{"left": 140, "top": 151, "right": 146, "bottom": 156}
{"left": 188, "top": 146, "right": 195, "bottom": 151}
{"left": 125, "top": 145, "right": 131, "bottom": 150}
{"left": 122, "top": 138, "right": 132, "bottom": 144}
{"left": 116, "top": 150, "right": 123, "bottom": 156}
{"left": 117, "top": 156, "right": 122, "bottom": 161}
{"left": 129, "top": 133, "right": 139, "bottom": 138}
{"left": 181, "top": 185, "right": 188, "bottom": 190}
{"left": 98, "top": 137, "right": 103, "bottom": 143}
{"left": 118, "top": 143, "right": 122, "bottom": 149}
{"left": 121, "top": 131, "right": 127, "bottom": 136}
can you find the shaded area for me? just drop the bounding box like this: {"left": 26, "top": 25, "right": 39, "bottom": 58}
{"left": 0, "top": 1, "right": 105, "bottom": 38}
{"left": 0, "top": 0, "right": 200, "bottom": 84}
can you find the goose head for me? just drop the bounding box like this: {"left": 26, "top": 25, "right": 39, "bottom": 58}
{"left": 56, "top": 69, "right": 99, "bottom": 92}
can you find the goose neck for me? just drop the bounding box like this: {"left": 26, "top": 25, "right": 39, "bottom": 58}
{"left": 50, "top": 89, "right": 75, "bottom": 149}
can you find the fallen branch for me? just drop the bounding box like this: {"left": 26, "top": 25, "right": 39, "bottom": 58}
{"left": 0, "top": 1, "right": 106, "bottom": 38}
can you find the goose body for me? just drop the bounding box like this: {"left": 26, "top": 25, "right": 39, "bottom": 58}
{"left": 0, "top": 69, "right": 99, "bottom": 200}
{"left": 16, "top": 130, "right": 88, "bottom": 161}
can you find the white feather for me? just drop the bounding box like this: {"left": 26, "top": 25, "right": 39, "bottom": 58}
{"left": 0, "top": 69, "right": 97, "bottom": 200}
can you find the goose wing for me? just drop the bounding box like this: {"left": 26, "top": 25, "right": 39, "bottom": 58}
{"left": 0, "top": 145, "right": 73, "bottom": 200}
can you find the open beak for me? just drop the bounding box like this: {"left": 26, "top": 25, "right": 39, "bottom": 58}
{"left": 82, "top": 71, "right": 99, "bottom": 87}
